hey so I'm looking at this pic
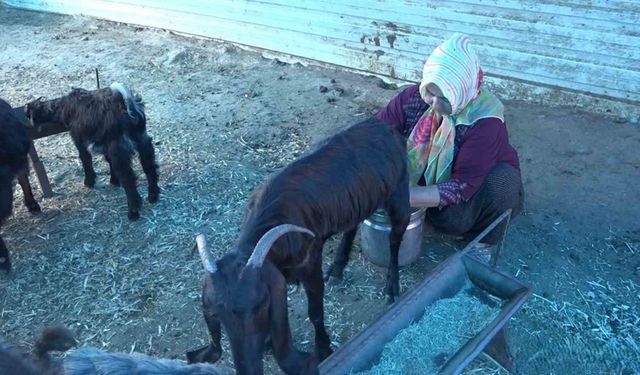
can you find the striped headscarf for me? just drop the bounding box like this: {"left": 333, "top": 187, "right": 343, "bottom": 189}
{"left": 407, "top": 33, "right": 504, "bottom": 186}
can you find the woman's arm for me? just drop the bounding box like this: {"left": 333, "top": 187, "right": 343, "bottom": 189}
{"left": 409, "top": 185, "right": 441, "bottom": 208}
{"left": 410, "top": 119, "right": 507, "bottom": 209}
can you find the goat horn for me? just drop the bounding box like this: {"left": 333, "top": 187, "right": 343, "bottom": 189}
{"left": 246, "top": 224, "right": 315, "bottom": 268}
{"left": 195, "top": 234, "right": 217, "bottom": 274}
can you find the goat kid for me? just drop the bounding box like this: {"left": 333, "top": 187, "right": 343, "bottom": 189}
{"left": 1, "top": 98, "right": 41, "bottom": 271}
{"left": 25, "top": 83, "right": 159, "bottom": 220}
{"left": 188, "top": 118, "right": 410, "bottom": 375}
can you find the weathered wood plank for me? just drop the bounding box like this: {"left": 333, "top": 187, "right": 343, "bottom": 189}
{"left": 3, "top": 0, "right": 639, "bottom": 102}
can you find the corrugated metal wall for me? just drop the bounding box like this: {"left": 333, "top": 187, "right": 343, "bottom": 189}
{"left": 3, "top": 0, "right": 639, "bottom": 104}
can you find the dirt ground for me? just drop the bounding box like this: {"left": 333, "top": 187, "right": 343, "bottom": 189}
{"left": 1, "top": 6, "right": 639, "bottom": 374}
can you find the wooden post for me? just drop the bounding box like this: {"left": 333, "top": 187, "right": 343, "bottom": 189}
{"left": 12, "top": 106, "right": 68, "bottom": 198}
{"left": 27, "top": 141, "right": 53, "bottom": 198}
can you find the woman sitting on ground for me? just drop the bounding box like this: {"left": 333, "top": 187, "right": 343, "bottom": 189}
{"left": 376, "top": 33, "right": 524, "bottom": 258}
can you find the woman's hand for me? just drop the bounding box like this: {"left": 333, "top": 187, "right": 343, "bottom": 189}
{"left": 409, "top": 185, "right": 441, "bottom": 208}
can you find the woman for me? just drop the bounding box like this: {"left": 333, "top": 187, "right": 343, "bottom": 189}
{"left": 376, "top": 33, "right": 523, "bottom": 258}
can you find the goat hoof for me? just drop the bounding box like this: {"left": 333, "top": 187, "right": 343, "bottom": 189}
{"left": 27, "top": 203, "right": 41, "bottom": 214}
{"left": 84, "top": 179, "right": 95, "bottom": 188}
{"left": 0, "top": 257, "right": 11, "bottom": 272}
{"left": 323, "top": 271, "right": 332, "bottom": 282}
{"left": 323, "top": 265, "right": 344, "bottom": 283}
{"left": 302, "top": 354, "right": 320, "bottom": 375}
{"left": 148, "top": 192, "right": 159, "bottom": 204}
{"left": 326, "top": 275, "right": 343, "bottom": 286}
{"left": 317, "top": 346, "right": 333, "bottom": 361}
{"left": 386, "top": 295, "right": 395, "bottom": 305}
{"left": 128, "top": 210, "right": 140, "bottom": 221}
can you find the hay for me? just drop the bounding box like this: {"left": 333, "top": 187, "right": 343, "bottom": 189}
{"left": 358, "top": 282, "right": 500, "bottom": 375}
{"left": 517, "top": 284, "right": 640, "bottom": 373}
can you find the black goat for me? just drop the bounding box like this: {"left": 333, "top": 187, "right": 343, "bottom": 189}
{"left": 188, "top": 117, "right": 410, "bottom": 375}
{"left": 1, "top": 98, "right": 41, "bottom": 272}
{"left": 0, "top": 326, "right": 77, "bottom": 375}
{"left": 25, "top": 83, "right": 159, "bottom": 220}
{"left": 2, "top": 326, "right": 227, "bottom": 375}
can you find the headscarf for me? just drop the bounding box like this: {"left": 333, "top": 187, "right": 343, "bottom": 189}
{"left": 406, "top": 33, "right": 504, "bottom": 186}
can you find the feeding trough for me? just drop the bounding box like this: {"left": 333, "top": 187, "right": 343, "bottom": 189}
{"left": 320, "top": 210, "right": 530, "bottom": 374}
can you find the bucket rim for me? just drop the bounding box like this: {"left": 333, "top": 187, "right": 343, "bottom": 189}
{"left": 371, "top": 207, "right": 426, "bottom": 222}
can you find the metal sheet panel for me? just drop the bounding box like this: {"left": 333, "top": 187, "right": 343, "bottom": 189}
{"left": 3, "top": 0, "right": 639, "bottom": 102}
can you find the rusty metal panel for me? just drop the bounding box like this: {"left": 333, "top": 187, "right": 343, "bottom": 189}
{"left": 2, "top": 0, "right": 639, "bottom": 102}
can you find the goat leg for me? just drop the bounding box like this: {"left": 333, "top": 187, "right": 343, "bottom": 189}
{"left": 71, "top": 134, "right": 96, "bottom": 188}
{"left": 189, "top": 277, "right": 223, "bottom": 365}
{"left": 133, "top": 132, "right": 160, "bottom": 203}
{"left": 0, "top": 174, "right": 13, "bottom": 271}
{"left": 385, "top": 235, "right": 401, "bottom": 304}
{"left": 303, "top": 255, "right": 333, "bottom": 361}
{"left": 269, "top": 266, "right": 318, "bottom": 375}
{"left": 187, "top": 310, "right": 222, "bottom": 364}
{"left": 0, "top": 236, "right": 11, "bottom": 272}
{"left": 324, "top": 228, "right": 357, "bottom": 285}
{"left": 200, "top": 309, "right": 223, "bottom": 363}
{"left": 385, "top": 189, "right": 410, "bottom": 304}
{"left": 107, "top": 139, "right": 142, "bottom": 221}
{"left": 17, "top": 171, "right": 40, "bottom": 214}
{"left": 104, "top": 154, "right": 120, "bottom": 187}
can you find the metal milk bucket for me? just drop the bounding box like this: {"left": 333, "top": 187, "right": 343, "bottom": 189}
{"left": 361, "top": 208, "right": 426, "bottom": 267}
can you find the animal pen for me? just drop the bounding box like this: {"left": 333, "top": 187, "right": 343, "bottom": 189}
{"left": 0, "top": 1, "right": 639, "bottom": 375}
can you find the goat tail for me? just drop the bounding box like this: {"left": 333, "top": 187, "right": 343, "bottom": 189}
{"left": 109, "top": 82, "right": 146, "bottom": 123}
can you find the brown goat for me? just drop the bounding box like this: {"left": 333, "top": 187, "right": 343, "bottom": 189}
{"left": 24, "top": 83, "right": 159, "bottom": 220}
{"left": 187, "top": 117, "right": 410, "bottom": 375}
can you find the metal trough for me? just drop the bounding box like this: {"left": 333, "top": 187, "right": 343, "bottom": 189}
{"left": 320, "top": 211, "right": 531, "bottom": 375}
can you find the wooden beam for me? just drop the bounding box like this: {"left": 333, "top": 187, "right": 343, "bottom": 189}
{"left": 27, "top": 142, "right": 54, "bottom": 198}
